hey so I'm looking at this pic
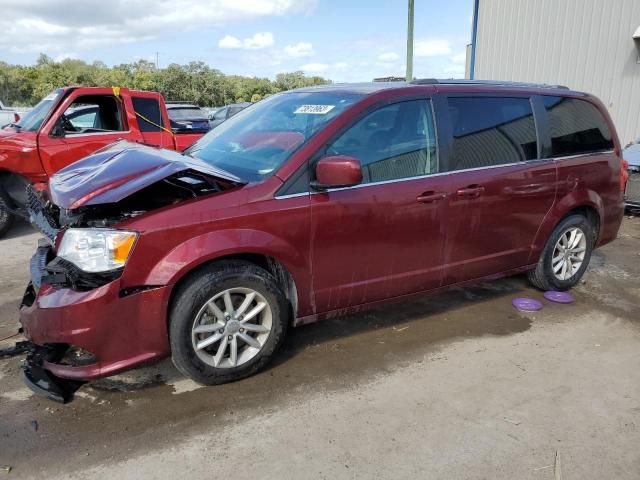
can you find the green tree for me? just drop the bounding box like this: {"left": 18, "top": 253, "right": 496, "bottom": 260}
{"left": 0, "top": 54, "right": 331, "bottom": 108}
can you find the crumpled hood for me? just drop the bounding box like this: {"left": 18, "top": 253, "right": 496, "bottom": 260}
{"left": 49, "top": 140, "right": 243, "bottom": 209}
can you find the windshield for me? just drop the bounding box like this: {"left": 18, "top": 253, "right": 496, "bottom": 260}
{"left": 16, "top": 89, "right": 63, "bottom": 131}
{"left": 186, "top": 92, "right": 360, "bottom": 181}
{"left": 168, "top": 107, "right": 206, "bottom": 120}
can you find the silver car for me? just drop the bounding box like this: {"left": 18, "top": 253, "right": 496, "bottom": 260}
{"left": 623, "top": 141, "right": 640, "bottom": 209}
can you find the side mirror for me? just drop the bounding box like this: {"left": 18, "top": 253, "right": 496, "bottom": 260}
{"left": 50, "top": 118, "right": 65, "bottom": 138}
{"left": 312, "top": 155, "right": 363, "bottom": 190}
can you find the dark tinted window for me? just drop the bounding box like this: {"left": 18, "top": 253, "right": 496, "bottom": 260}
{"left": 326, "top": 99, "right": 438, "bottom": 184}
{"left": 543, "top": 96, "right": 613, "bottom": 157}
{"left": 448, "top": 97, "right": 538, "bottom": 170}
{"left": 132, "top": 97, "right": 164, "bottom": 132}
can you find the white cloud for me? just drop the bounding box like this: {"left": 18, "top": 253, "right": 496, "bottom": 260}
{"left": 414, "top": 39, "right": 452, "bottom": 57}
{"left": 54, "top": 52, "right": 78, "bottom": 62}
{"left": 0, "top": 0, "right": 315, "bottom": 53}
{"left": 219, "top": 32, "right": 274, "bottom": 50}
{"left": 378, "top": 52, "right": 399, "bottom": 62}
{"left": 284, "top": 42, "right": 314, "bottom": 57}
{"left": 300, "top": 61, "right": 348, "bottom": 74}
{"left": 218, "top": 35, "right": 243, "bottom": 49}
{"left": 300, "top": 62, "right": 329, "bottom": 73}
{"left": 244, "top": 32, "right": 274, "bottom": 49}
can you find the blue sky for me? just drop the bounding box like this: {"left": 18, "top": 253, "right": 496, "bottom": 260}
{"left": 0, "top": 0, "right": 474, "bottom": 81}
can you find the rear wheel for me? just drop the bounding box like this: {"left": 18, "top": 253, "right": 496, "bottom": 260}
{"left": 169, "top": 261, "right": 288, "bottom": 385}
{"left": 0, "top": 198, "right": 15, "bottom": 239}
{"left": 527, "top": 214, "right": 596, "bottom": 291}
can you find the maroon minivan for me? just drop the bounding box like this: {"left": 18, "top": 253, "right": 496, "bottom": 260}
{"left": 19, "top": 80, "right": 625, "bottom": 402}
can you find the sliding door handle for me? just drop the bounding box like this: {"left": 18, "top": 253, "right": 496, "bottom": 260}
{"left": 456, "top": 185, "right": 485, "bottom": 198}
{"left": 416, "top": 191, "right": 447, "bottom": 203}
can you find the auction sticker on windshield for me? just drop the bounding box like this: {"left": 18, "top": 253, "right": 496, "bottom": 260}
{"left": 294, "top": 105, "right": 335, "bottom": 114}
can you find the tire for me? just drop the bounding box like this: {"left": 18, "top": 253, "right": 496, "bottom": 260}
{"left": 527, "top": 214, "right": 596, "bottom": 291}
{"left": 169, "top": 260, "right": 288, "bottom": 385}
{"left": 0, "top": 198, "right": 15, "bottom": 239}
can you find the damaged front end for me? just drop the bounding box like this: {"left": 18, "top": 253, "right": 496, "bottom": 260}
{"left": 19, "top": 142, "right": 244, "bottom": 402}
{"left": 27, "top": 141, "right": 243, "bottom": 291}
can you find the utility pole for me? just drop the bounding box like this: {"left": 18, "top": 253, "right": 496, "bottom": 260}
{"left": 155, "top": 51, "right": 159, "bottom": 70}
{"left": 406, "top": 0, "right": 414, "bottom": 81}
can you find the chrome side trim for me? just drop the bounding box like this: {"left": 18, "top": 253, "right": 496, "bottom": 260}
{"left": 274, "top": 192, "right": 310, "bottom": 200}
{"left": 65, "top": 130, "right": 131, "bottom": 138}
{"left": 551, "top": 150, "right": 615, "bottom": 161}
{"left": 273, "top": 158, "right": 557, "bottom": 198}
{"left": 326, "top": 170, "right": 449, "bottom": 193}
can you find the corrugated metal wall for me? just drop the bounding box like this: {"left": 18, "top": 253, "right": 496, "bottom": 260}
{"left": 473, "top": 0, "right": 640, "bottom": 144}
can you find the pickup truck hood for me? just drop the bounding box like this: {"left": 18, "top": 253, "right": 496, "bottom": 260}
{"left": 0, "top": 126, "right": 38, "bottom": 149}
{"left": 49, "top": 140, "right": 243, "bottom": 209}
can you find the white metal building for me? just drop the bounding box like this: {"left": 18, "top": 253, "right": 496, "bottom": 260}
{"left": 468, "top": 0, "right": 640, "bottom": 144}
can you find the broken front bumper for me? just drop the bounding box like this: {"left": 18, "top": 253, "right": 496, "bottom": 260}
{"left": 18, "top": 276, "right": 172, "bottom": 402}
{"left": 21, "top": 345, "right": 84, "bottom": 403}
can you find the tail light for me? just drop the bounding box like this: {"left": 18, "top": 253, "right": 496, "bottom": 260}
{"left": 621, "top": 158, "right": 629, "bottom": 192}
{"left": 13, "top": 112, "right": 20, "bottom": 123}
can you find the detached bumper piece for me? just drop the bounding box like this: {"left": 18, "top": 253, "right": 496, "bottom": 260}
{"left": 21, "top": 346, "right": 84, "bottom": 404}
{"left": 0, "top": 340, "right": 31, "bottom": 358}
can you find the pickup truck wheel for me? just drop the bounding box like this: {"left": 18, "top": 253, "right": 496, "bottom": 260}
{"left": 169, "top": 260, "right": 288, "bottom": 385}
{"left": 527, "top": 214, "right": 595, "bottom": 291}
{"left": 0, "top": 199, "right": 14, "bottom": 239}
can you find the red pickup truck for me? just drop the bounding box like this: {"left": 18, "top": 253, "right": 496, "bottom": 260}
{"left": 0, "top": 86, "right": 207, "bottom": 237}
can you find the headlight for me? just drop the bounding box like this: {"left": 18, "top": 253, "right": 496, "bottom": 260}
{"left": 57, "top": 229, "right": 138, "bottom": 273}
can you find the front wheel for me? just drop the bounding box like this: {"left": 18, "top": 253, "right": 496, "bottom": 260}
{"left": 527, "top": 214, "right": 596, "bottom": 291}
{"left": 0, "top": 199, "right": 15, "bottom": 239}
{"left": 169, "top": 261, "right": 288, "bottom": 385}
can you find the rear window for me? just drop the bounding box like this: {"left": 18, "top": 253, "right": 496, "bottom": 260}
{"left": 448, "top": 96, "right": 538, "bottom": 171}
{"left": 167, "top": 107, "right": 206, "bottom": 120}
{"left": 227, "top": 106, "right": 244, "bottom": 117}
{"left": 132, "top": 97, "right": 164, "bottom": 133}
{"left": 543, "top": 96, "right": 614, "bottom": 157}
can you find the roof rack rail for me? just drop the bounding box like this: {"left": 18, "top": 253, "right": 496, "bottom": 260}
{"left": 409, "top": 79, "right": 570, "bottom": 90}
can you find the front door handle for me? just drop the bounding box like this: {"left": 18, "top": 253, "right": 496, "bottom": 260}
{"left": 456, "top": 185, "right": 485, "bottom": 198}
{"left": 416, "top": 191, "right": 447, "bottom": 203}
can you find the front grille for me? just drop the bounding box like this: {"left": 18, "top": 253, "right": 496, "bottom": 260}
{"left": 29, "top": 239, "right": 52, "bottom": 289}
{"left": 26, "top": 185, "right": 59, "bottom": 243}
{"left": 43, "top": 257, "right": 122, "bottom": 291}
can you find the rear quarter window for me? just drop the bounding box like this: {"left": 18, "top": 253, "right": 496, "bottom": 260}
{"left": 543, "top": 96, "right": 613, "bottom": 157}
{"left": 448, "top": 96, "right": 538, "bottom": 171}
{"left": 132, "top": 97, "right": 164, "bottom": 132}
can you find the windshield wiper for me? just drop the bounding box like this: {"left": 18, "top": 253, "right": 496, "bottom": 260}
{"left": 5, "top": 123, "right": 22, "bottom": 130}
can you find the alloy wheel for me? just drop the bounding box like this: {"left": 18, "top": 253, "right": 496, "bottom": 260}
{"left": 551, "top": 227, "right": 587, "bottom": 281}
{"left": 191, "top": 287, "right": 272, "bottom": 368}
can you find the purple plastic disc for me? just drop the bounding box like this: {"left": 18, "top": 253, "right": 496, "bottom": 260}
{"left": 512, "top": 297, "right": 543, "bottom": 312}
{"left": 544, "top": 291, "right": 574, "bottom": 304}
